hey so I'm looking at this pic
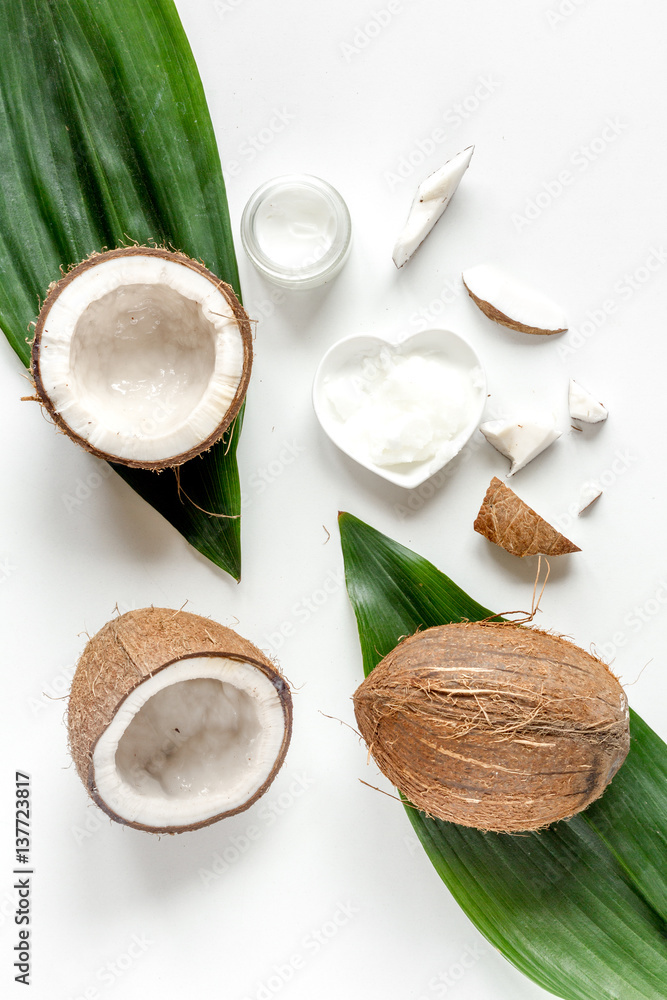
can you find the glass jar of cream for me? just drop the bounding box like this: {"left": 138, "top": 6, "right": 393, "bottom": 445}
{"left": 240, "top": 175, "right": 351, "bottom": 289}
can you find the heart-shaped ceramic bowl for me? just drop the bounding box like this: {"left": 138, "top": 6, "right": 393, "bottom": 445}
{"left": 313, "top": 328, "right": 487, "bottom": 489}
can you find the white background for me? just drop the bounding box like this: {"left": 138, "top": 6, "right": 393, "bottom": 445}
{"left": 2, "top": 0, "right": 667, "bottom": 997}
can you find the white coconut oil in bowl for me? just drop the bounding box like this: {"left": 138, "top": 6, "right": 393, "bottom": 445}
{"left": 313, "top": 329, "right": 486, "bottom": 489}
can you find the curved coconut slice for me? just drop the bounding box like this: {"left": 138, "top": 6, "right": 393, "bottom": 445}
{"left": 31, "top": 247, "right": 252, "bottom": 469}
{"left": 392, "top": 146, "right": 474, "bottom": 268}
{"left": 68, "top": 608, "right": 292, "bottom": 833}
{"left": 462, "top": 263, "right": 568, "bottom": 336}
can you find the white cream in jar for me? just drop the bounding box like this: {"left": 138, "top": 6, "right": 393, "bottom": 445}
{"left": 241, "top": 175, "right": 351, "bottom": 289}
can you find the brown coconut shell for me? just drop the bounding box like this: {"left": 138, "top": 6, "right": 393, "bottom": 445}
{"left": 474, "top": 477, "right": 580, "bottom": 557}
{"left": 353, "top": 622, "right": 629, "bottom": 833}
{"left": 31, "top": 246, "right": 253, "bottom": 470}
{"left": 68, "top": 607, "right": 292, "bottom": 834}
{"left": 462, "top": 277, "right": 567, "bottom": 336}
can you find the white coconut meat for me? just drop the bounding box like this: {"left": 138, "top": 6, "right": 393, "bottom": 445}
{"left": 392, "top": 146, "right": 474, "bottom": 268}
{"left": 463, "top": 264, "right": 568, "bottom": 335}
{"left": 35, "top": 253, "right": 248, "bottom": 466}
{"left": 92, "top": 656, "right": 287, "bottom": 829}
{"left": 577, "top": 481, "right": 603, "bottom": 515}
{"left": 569, "top": 379, "right": 608, "bottom": 423}
{"left": 480, "top": 417, "right": 561, "bottom": 476}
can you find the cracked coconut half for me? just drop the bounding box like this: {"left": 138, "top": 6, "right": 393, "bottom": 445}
{"left": 31, "top": 247, "right": 252, "bottom": 470}
{"left": 68, "top": 608, "right": 292, "bottom": 834}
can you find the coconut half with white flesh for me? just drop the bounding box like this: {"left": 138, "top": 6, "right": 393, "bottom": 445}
{"left": 31, "top": 247, "right": 252, "bottom": 470}
{"left": 68, "top": 608, "right": 292, "bottom": 834}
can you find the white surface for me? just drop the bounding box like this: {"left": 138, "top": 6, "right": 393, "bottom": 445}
{"left": 2, "top": 1, "right": 667, "bottom": 998}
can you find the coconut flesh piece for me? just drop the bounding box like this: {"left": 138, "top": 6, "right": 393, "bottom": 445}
{"left": 568, "top": 379, "right": 608, "bottom": 423}
{"left": 68, "top": 608, "right": 292, "bottom": 833}
{"left": 392, "top": 146, "right": 474, "bottom": 268}
{"left": 31, "top": 248, "right": 252, "bottom": 469}
{"left": 96, "top": 659, "right": 285, "bottom": 830}
{"left": 577, "top": 480, "right": 603, "bottom": 515}
{"left": 462, "top": 264, "right": 568, "bottom": 336}
{"left": 480, "top": 416, "right": 561, "bottom": 476}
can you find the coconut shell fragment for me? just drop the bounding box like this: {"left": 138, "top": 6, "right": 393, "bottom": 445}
{"left": 474, "top": 477, "right": 580, "bottom": 557}
{"left": 353, "top": 622, "right": 629, "bottom": 832}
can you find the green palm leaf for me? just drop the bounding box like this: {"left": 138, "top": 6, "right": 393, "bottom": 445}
{"left": 339, "top": 511, "right": 667, "bottom": 1000}
{"left": 0, "top": 0, "right": 244, "bottom": 579}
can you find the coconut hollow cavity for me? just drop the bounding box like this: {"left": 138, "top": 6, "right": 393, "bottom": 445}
{"left": 354, "top": 622, "right": 629, "bottom": 833}
{"left": 68, "top": 608, "right": 292, "bottom": 834}
{"left": 31, "top": 247, "right": 252, "bottom": 469}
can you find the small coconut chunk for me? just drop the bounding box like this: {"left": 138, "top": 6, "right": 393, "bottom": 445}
{"left": 462, "top": 264, "right": 568, "bottom": 335}
{"left": 392, "top": 146, "right": 474, "bottom": 268}
{"left": 480, "top": 416, "right": 560, "bottom": 476}
{"left": 475, "top": 477, "right": 580, "bottom": 557}
{"left": 569, "top": 379, "right": 608, "bottom": 423}
{"left": 577, "top": 481, "right": 603, "bottom": 515}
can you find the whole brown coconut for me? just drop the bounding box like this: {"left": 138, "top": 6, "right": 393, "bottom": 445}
{"left": 31, "top": 246, "right": 253, "bottom": 470}
{"left": 353, "top": 622, "right": 629, "bottom": 832}
{"left": 68, "top": 607, "right": 292, "bottom": 834}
